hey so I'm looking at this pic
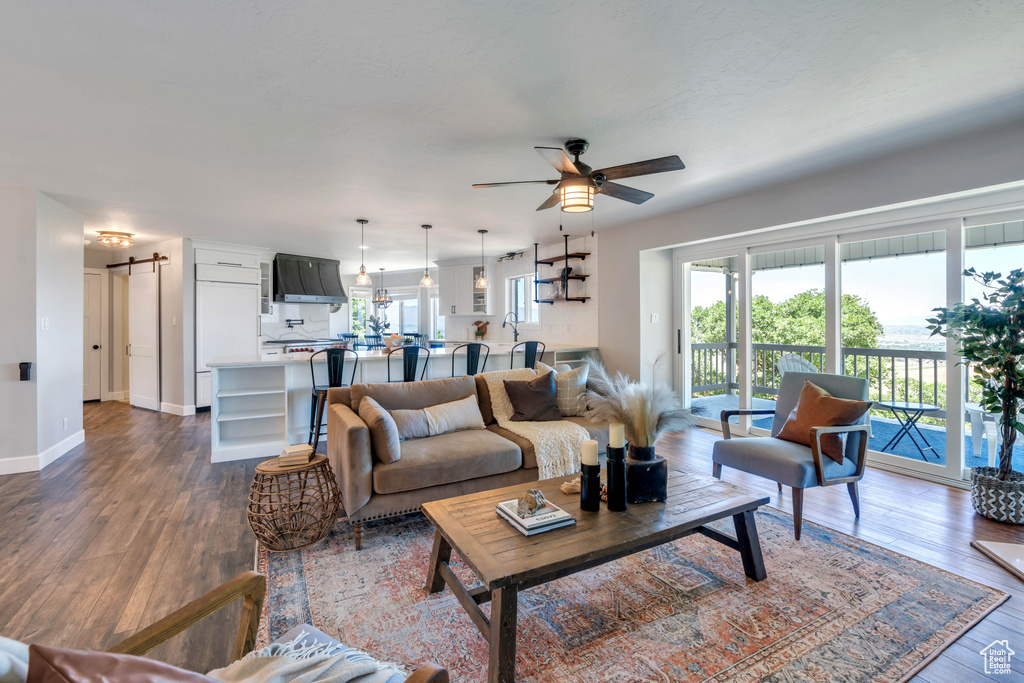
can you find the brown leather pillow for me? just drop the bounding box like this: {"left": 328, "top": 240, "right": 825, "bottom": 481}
{"left": 28, "top": 644, "right": 217, "bottom": 683}
{"left": 775, "top": 380, "right": 871, "bottom": 463}
{"left": 504, "top": 372, "right": 562, "bottom": 422}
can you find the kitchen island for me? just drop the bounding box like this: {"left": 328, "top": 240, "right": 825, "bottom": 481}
{"left": 206, "top": 344, "right": 598, "bottom": 462}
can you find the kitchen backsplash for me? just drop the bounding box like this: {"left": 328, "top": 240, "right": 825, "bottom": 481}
{"left": 260, "top": 302, "right": 331, "bottom": 342}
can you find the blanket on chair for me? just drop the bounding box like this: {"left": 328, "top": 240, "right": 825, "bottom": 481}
{"left": 480, "top": 368, "right": 589, "bottom": 480}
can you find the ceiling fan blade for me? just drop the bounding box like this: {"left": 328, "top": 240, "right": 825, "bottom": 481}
{"left": 597, "top": 181, "right": 654, "bottom": 204}
{"left": 535, "top": 147, "right": 581, "bottom": 175}
{"left": 535, "top": 192, "right": 561, "bottom": 211}
{"left": 472, "top": 180, "right": 558, "bottom": 188}
{"left": 594, "top": 155, "right": 685, "bottom": 181}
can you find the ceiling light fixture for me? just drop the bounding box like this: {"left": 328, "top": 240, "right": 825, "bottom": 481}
{"left": 419, "top": 224, "right": 434, "bottom": 288}
{"left": 355, "top": 219, "right": 372, "bottom": 285}
{"left": 559, "top": 178, "right": 595, "bottom": 213}
{"left": 96, "top": 231, "right": 134, "bottom": 248}
{"left": 372, "top": 267, "right": 392, "bottom": 309}
{"left": 475, "top": 229, "right": 489, "bottom": 289}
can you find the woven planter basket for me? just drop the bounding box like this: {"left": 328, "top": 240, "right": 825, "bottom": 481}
{"left": 971, "top": 466, "right": 1024, "bottom": 524}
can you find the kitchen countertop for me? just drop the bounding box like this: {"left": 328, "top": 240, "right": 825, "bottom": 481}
{"left": 209, "top": 343, "right": 598, "bottom": 367}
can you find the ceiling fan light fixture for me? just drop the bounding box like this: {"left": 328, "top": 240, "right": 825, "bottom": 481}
{"left": 355, "top": 219, "right": 373, "bottom": 285}
{"left": 97, "top": 231, "right": 134, "bottom": 248}
{"left": 560, "top": 184, "right": 594, "bottom": 212}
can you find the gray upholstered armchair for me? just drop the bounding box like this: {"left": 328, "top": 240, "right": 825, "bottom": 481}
{"left": 712, "top": 372, "right": 871, "bottom": 540}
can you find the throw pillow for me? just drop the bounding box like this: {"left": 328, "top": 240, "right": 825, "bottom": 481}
{"left": 358, "top": 396, "right": 402, "bottom": 464}
{"left": 536, "top": 362, "right": 589, "bottom": 417}
{"left": 27, "top": 644, "right": 216, "bottom": 683}
{"left": 390, "top": 407, "right": 431, "bottom": 440}
{"left": 775, "top": 380, "right": 872, "bottom": 463}
{"left": 424, "top": 395, "right": 486, "bottom": 435}
{"left": 504, "top": 372, "right": 562, "bottom": 422}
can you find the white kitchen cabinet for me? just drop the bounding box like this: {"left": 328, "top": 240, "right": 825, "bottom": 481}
{"left": 196, "top": 263, "right": 260, "bottom": 284}
{"left": 196, "top": 280, "right": 260, "bottom": 407}
{"left": 197, "top": 372, "right": 212, "bottom": 407}
{"left": 195, "top": 248, "right": 260, "bottom": 269}
{"left": 259, "top": 259, "right": 274, "bottom": 317}
{"left": 438, "top": 264, "right": 490, "bottom": 316}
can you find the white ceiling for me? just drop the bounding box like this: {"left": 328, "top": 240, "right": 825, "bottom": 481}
{"left": 1, "top": 1, "right": 1023, "bottom": 272}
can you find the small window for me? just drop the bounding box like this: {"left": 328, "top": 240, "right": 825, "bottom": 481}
{"left": 508, "top": 274, "right": 539, "bottom": 325}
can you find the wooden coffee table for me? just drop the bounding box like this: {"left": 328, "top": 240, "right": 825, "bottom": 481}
{"left": 422, "top": 468, "right": 769, "bottom": 682}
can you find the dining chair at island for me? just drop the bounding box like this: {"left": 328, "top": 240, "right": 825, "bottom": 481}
{"left": 451, "top": 342, "right": 489, "bottom": 376}
{"left": 510, "top": 340, "right": 546, "bottom": 369}
{"left": 363, "top": 334, "right": 384, "bottom": 350}
{"left": 309, "top": 348, "right": 359, "bottom": 452}
{"left": 388, "top": 344, "right": 431, "bottom": 382}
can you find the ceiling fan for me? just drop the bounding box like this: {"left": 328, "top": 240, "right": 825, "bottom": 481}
{"left": 472, "top": 139, "right": 685, "bottom": 212}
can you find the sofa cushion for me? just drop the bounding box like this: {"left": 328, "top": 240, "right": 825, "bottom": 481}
{"left": 504, "top": 372, "right": 562, "bottom": 422}
{"left": 372, "top": 430, "right": 522, "bottom": 495}
{"left": 712, "top": 436, "right": 858, "bottom": 489}
{"left": 487, "top": 424, "right": 538, "bottom": 469}
{"left": 358, "top": 396, "right": 402, "bottom": 464}
{"left": 391, "top": 407, "right": 432, "bottom": 440}
{"left": 562, "top": 416, "right": 610, "bottom": 452}
{"left": 475, "top": 375, "right": 495, "bottom": 425}
{"left": 350, "top": 375, "right": 476, "bottom": 413}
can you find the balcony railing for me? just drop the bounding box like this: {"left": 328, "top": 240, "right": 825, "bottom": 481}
{"left": 692, "top": 342, "right": 947, "bottom": 418}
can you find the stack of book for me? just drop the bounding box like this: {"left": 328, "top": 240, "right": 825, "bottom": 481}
{"left": 278, "top": 444, "right": 314, "bottom": 467}
{"left": 496, "top": 498, "right": 576, "bottom": 536}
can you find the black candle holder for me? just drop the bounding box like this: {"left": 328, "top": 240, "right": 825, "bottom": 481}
{"left": 580, "top": 463, "right": 601, "bottom": 512}
{"left": 605, "top": 446, "right": 627, "bottom": 512}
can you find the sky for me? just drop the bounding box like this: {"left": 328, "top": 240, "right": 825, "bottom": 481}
{"left": 690, "top": 243, "right": 1024, "bottom": 328}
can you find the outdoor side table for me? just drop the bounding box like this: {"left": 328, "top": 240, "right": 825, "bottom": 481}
{"left": 876, "top": 401, "right": 941, "bottom": 461}
{"left": 247, "top": 454, "right": 342, "bottom": 552}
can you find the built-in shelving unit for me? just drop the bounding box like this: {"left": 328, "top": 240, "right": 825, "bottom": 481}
{"left": 534, "top": 235, "right": 590, "bottom": 305}
{"left": 211, "top": 364, "right": 289, "bottom": 462}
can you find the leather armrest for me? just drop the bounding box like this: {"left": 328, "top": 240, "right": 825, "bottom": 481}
{"left": 327, "top": 402, "right": 373, "bottom": 517}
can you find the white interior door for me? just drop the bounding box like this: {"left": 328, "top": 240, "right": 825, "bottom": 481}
{"left": 83, "top": 272, "right": 102, "bottom": 401}
{"left": 129, "top": 267, "right": 161, "bottom": 411}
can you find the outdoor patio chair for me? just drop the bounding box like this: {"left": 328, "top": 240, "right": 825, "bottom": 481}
{"left": 776, "top": 353, "right": 819, "bottom": 376}
{"left": 712, "top": 371, "right": 871, "bottom": 540}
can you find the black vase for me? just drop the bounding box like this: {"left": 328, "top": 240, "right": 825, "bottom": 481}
{"left": 626, "top": 444, "right": 668, "bottom": 504}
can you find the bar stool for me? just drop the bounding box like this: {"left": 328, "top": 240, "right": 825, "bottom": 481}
{"left": 510, "top": 341, "right": 546, "bottom": 369}
{"left": 364, "top": 334, "right": 384, "bottom": 350}
{"left": 309, "top": 348, "right": 358, "bottom": 452}
{"left": 451, "top": 342, "right": 489, "bottom": 376}
{"left": 387, "top": 345, "right": 430, "bottom": 382}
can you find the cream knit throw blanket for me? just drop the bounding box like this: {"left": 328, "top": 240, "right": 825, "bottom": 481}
{"left": 481, "top": 368, "right": 589, "bottom": 480}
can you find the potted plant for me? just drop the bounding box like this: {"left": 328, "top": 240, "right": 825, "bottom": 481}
{"left": 366, "top": 315, "right": 390, "bottom": 337}
{"left": 583, "top": 358, "right": 696, "bottom": 457}
{"left": 928, "top": 267, "right": 1024, "bottom": 524}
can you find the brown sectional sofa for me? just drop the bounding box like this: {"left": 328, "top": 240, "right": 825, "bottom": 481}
{"left": 327, "top": 373, "right": 608, "bottom": 548}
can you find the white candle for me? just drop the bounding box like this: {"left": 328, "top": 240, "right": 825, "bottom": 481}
{"left": 581, "top": 440, "right": 599, "bottom": 466}
{"left": 609, "top": 423, "right": 625, "bottom": 448}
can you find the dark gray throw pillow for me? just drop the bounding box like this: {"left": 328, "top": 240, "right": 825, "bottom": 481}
{"left": 504, "top": 372, "right": 562, "bottom": 422}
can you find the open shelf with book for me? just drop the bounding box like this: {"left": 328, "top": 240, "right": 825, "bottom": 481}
{"left": 534, "top": 235, "right": 590, "bottom": 305}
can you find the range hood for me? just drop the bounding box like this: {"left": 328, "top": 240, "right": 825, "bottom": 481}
{"left": 274, "top": 253, "right": 348, "bottom": 304}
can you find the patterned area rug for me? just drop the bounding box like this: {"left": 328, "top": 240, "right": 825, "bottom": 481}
{"left": 256, "top": 509, "right": 1006, "bottom": 682}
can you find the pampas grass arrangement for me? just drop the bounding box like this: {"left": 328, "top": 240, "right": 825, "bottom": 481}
{"left": 584, "top": 357, "right": 696, "bottom": 448}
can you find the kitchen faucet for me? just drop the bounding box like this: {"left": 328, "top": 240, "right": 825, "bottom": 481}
{"left": 502, "top": 312, "right": 520, "bottom": 342}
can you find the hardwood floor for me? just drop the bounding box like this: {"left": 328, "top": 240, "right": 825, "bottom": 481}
{"left": 0, "top": 401, "right": 1021, "bottom": 679}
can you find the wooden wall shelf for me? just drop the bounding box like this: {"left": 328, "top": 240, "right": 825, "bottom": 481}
{"left": 536, "top": 297, "right": 591, "bottom": 304}
{"left": 535, "top": 275, "right": 588, "bottom": 284}
{"left": 533, "top": 236, "right": 590, "bottom": 305}
{"left": 535, "top": 252, "right": 590, "bottom": 266}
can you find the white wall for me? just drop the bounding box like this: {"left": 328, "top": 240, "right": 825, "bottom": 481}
{"left": 638, "top": 248, "right": 673, "bottom": 386}
{"left": 444, "top": 235, "right": 599, "bottom": 346}
{"left": 35, "top": 194, "right": 85, "bottom": 463}
{"left": 0, "top": 187, "right": 40, "bottom": 472}
{"left": 599, "top": 118, "right": 1024, "bottom": 380}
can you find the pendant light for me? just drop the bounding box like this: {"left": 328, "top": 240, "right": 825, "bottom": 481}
{"left": 372, "top": 268, "right": 392, "bottom": 309}
{"left": 475, "top": 229, "right": 489, "bottom": 289}
{"left": 355, "top": 219, "right": 372, "bottom": 286}
{"left": 419, "top": 224, "right": 434, "bottom": 288}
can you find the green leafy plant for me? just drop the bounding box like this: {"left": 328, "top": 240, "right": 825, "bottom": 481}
{"left": 583, "top": 358, "right": 695, "bottom": 448}
{"left": 928, "top": 268, "right": 1024, "bottom": 481}
{"left": 366, "top": 315, "right": 390, "bottom": 337}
